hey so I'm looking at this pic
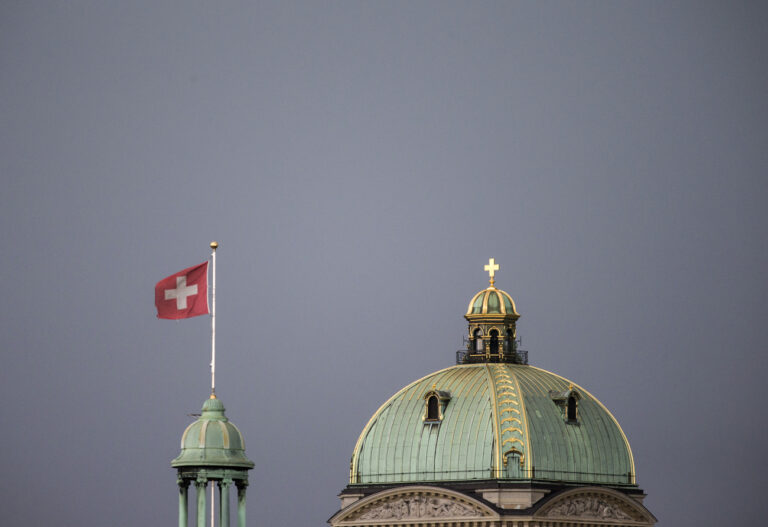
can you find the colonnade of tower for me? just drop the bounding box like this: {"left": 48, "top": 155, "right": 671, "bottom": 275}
{"left": 177, "top": 477, "right": 248, "bottom": 527}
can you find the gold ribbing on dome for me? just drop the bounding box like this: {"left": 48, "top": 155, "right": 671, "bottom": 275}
{"left": 484, "top": 258, "right": 499, "bottom": 288}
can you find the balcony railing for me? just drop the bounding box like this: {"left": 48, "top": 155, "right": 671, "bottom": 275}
{"left": 352, "top": 466, "right": 634, "bottom": 485}
{"left": 456, "top": 349, "right": 528, "bottom": 365}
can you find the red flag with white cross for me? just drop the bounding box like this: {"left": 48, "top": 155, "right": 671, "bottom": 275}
{"left": 155, "top": 262, "right": 209, "bottom": 319}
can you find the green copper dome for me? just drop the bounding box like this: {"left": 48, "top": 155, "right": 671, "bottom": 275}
{"left": 466, "top": 287, "right": 519, "bottom": 317}
{"left": 350, "top": 364, "right": 635, "bottom": 486}
{"left": 171, "top": 397, "right": 254, "bottom": 469}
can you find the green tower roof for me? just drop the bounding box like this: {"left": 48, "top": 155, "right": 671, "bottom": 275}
{"left": 350, "top": 364, "right": 635, "bottom": 486}
{"left": 171, "top": 396, "right": 254, "bottom": 469}
{"left": 466, "top": 287, "right": 519, "bottom": 317}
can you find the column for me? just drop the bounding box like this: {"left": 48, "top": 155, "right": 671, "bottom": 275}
{"left": 219, "top": 479, "right": 231, "bottom": 527}
{"left": 237, "top": 481, "right": 248, "bottom": 527}
{"left": 196, "top": 478, "right": 207, "bottom": 527}
{"left": 178, "top": 479, "right": 189, "bottom": 527}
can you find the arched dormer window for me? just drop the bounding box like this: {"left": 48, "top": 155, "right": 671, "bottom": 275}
{"left": 567, "top": 396, "right": 577, "bottom": 421}
{"left": 427, "top": 396, "right": 439, "bottom": 420}
{"left": 473, "top": 328, "right": 483, "bottom": 353}
{"left": 489, "top": 329, "right": 499, "bottom": 355}
{"left": 549, "top": 385, "right": 581, "bottom": 424}
{"left": 423, "top": 388, "right": 451, "bottom": 424}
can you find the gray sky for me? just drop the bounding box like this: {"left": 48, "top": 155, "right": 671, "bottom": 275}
{"left": 1, "top": 2, "right": 766, "bottom": 525}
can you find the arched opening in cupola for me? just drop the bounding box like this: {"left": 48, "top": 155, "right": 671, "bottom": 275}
{"left": 506, "top": 328, "right": 515, "bottom": 352}
{"left": 489, "top": 329, "right": 499, "bottom": 355}
{"left": 473, "top": 328, "right": 483, "bottom": 352}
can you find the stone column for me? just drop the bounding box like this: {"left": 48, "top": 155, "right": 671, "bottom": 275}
{"left": 237, "top": 481, "right": 248, "bottom": 527}
{"left": 196, "top": 478, "right": 207, "bottom": 527}
{"left": 219, "top": 479, "right": 231, "bottom": 527}
{"left": 178, "top": 479, "right": 189, "bottom": 527}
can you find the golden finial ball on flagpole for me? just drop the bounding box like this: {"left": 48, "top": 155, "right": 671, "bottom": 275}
{"left": 210, "top": 241, "right": 218, "bottom": 250}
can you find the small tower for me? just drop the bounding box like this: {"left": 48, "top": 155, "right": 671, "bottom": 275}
{"left": 172, "top": 395, "right": 254, "bottom": 527}
{"left": 461, "top": 258, "right": 523, "bottom": 363}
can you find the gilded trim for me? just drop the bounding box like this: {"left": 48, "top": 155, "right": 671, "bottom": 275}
{"left": 502, "top": 437, "right": 524, "bottom": 448}
{"left": 499, "top": 291, "right": 507, "bottom": 315}
{"left": 501, "top": 427, "right": 523, "bottom": 435}
{"left": 465, "top": 286, "right": 519, "bottom": 317}
{"left": 502, "top": 447, "right": 525, "bottom": 468}
{"left": 463, "top": 314, "right": 519, "bottom": 322}
{"left": 465, "top": 292, "right": 480, "bottom": 315}
{"left": 508, "top": 366, "right": 533, "bottom": 474}
{"left": 483, "top": 364, "right": 502, "bottom": 478}
{"left": 487, "top": 365, "right": 530, "bottom": 478}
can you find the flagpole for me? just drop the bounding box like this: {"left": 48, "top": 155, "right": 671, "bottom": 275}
{"left": 210, "top": 482, "right": 215, "bottom": 527}
{"left": 210, "top": 241, "right": 218, "bottom": 397}
{"left": 209, "top": 241, "right": 218, "bottom": 527}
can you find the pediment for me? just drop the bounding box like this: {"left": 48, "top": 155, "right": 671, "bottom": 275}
{"left": 535, "top": 487, "right": 656, "bottom": 525}
{"left": 331, "top": 486, "right": 498, "bottom": 525}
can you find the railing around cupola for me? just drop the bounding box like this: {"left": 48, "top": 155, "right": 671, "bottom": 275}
{"left": 457, "top": 335, "right": 528, "bottom": 365}
{"left": 455, "top": 349, "right": 528, "bottom": 365}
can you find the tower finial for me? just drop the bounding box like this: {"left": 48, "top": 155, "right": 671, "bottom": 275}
{"left": 484, "top": 258, "right": 499, "bottom": 288}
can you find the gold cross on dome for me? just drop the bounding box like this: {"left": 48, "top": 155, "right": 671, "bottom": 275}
{"left": 484, "top": 258, "right": 499, "bottom": 287}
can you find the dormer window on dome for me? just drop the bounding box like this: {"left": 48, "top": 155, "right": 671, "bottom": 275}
{"left": 549, "top": 385, "right": 581, "bottom": 424}
{"left": 423, "top": 387, "right": 451, "bottom": 423}
{"left": 427, "top": 395, "right": 439, "bottom": 420}
{"left": 458, "top": 259, "right": 527, "bottom": 365}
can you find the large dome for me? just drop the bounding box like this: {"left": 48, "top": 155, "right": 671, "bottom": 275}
{"left": 350, "top": 364, "right": 635, "bottom": 487}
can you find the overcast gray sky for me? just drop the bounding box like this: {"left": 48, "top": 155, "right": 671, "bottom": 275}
{"left": 1, "top": 2, "right": 766, "bottom": 526}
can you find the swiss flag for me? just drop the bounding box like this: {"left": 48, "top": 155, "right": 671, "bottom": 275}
{"left": 155, "top": 262, "right": 209, "bottom": 319}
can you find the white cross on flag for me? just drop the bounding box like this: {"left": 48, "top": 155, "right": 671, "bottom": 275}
{"left": 154, "top": 262, "right": 209, "bottom": 319}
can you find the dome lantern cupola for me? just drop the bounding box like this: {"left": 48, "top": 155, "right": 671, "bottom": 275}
{"left": 172, "top": 395, "right": 253, "bottom": 527}
{"left": 461, "top": 258, "right": 524, "bottom": 364}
